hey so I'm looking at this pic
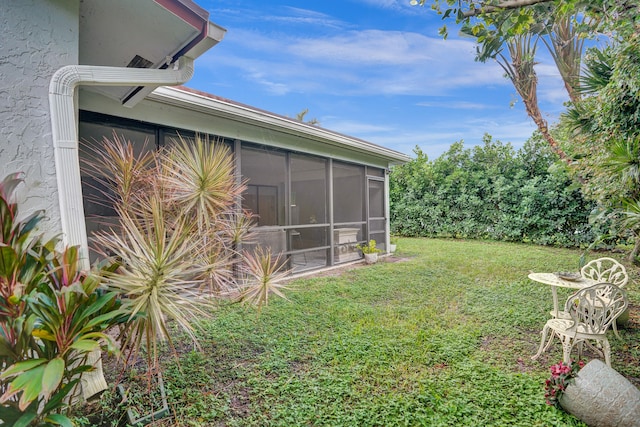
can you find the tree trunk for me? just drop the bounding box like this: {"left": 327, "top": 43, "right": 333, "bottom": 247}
{"left": 501, "top": 37, "right": 572, "bottom": 164}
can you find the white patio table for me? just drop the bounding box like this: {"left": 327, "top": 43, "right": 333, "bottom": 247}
{"left": 528, "top": 272, "right": 597, "bottom": 318}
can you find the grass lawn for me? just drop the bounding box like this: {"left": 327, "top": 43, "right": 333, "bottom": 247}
{"left": 84, "top": 238, "right": 640, "bottom": 426}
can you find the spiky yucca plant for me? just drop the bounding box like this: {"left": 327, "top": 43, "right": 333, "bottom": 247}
{"left": 159, "top": 135, "right": 248, "bottom": 295}
{"left": 81, "top": 132, "right": 155, "bottom": 217}
{"left": 238, "top": 247, "right": 290, "bottom": 311}
{"left": 92, "top": 198, "right": 212, "bottom": 370}
{"left": 160, "top": 134, "right": 242, "bottom": 231}
{"left": 83, "top": 133, "right": 289, "bottom": 374}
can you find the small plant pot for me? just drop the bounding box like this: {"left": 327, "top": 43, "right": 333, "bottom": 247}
{"left": 558, "top": 359, "right": 640, "bottom": 426}
{"left": 117, "top": 373, "right": 169, "bottom": 426}
{"left": 389, "top": 244, "right": 397, "bottom": 253}
{"left": 363, "top": 253, "right": 378, "bottom": 264}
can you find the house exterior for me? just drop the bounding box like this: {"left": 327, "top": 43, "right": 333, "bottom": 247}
{"left": 1, "top": 0, "right": 409, "bottom": 275}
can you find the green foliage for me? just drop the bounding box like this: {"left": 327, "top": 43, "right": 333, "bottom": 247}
{"left": 238, "top": 247, "right": 290, "bottom": 310}
{"left": 0, "top": 173, "right": 125, "bottom": 426}
{"left": 560, "top": 34, "right": 640, "bottom": 255}
{"left": 86, "top": 133, "right": 285, "bottom": 373}
{"left": 355, "top": 239, "right": 382, "bottom": 254}
{"left": 411, "top": 1, "right": 639, "bottom": 43}
{"left": 544, "top": 360, "right": 584, "bottom": 407}
{"left": 390, "top": 134, "right": 596, "bottom": 247}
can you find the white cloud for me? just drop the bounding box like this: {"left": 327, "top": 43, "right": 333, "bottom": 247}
{"left": 201, "top": 27, "right": 509, "bottom": 97}
{"left": 312, "top": 105, "right": 537, "bottom": 159}
{"left": 353, "top": 0, "right": 429, "bottom": 14}
{"left": 416, "top": 100, "right": 494, "bottom": 110}
{"left": 212, "top": 5, "right": 348, "bottom": 30}
{"left": 270, "top": 7, "right": 347, "bottom": 29}
{"left": 194, "top": 2, "right": 552, "bottom": 159}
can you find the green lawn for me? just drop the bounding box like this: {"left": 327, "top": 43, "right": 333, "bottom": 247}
{"left": 85, "top": 238, "right": 640, "bottom": 426}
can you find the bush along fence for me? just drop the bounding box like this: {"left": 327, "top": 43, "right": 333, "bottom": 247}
{"left": 390, "top": 135, "right": 606, "bottom": 247}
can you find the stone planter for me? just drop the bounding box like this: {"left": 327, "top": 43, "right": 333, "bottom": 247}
{"left": 363, "top": 253, "right": 378, "bottom": 264}
{"left": 559, "top": 359, "right": 640, "bottom": 427}
{"left": 616, "top": 307, "right": 630, "bottom": 329}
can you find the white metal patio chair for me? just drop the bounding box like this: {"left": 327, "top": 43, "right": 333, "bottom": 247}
{"left": 581, "top": 257, "right": 629, "bottom": 338}
{"left": 553, "top": 257, "right": 629, "bottom": 338}
{"left": 533, "top": 283, "right": 628, "bottom": 366}
{"left": 581, "top": 257, "right": 628, "bottom": 288}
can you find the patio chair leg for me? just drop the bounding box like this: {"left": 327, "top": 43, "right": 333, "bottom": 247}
{"left": 561, "top": 335, "right": 574, "bottom": 365}
{"left": 576, "top": 341, "right": 583, "bottom": 360}
{"left": 584, "top": 340, "right": 605, "bottom": 359}
{"left": 603, "top": 339, "right": 612, "bottom": 367}
{"left": 532, "top": 325, "right": 552, "bottom": 360}
{"left": 612, "top": 322, "right": 621, "bottom": 339}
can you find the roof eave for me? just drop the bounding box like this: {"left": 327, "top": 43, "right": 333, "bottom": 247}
{"left": 122, "top": 2, "right": 226, "bottom": 107}
{"left": 148, "top": 86, "right": 411, "bottom": 164}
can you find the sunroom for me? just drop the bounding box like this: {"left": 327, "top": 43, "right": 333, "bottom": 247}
{"left": 79, "top": 86, "right": 409, "bottom": 274}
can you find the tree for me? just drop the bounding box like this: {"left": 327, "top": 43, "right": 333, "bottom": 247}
{"left": 294, "top": 108, "right": 320, "bottom": 125}
{"left": 561, "top": 34, "right": 640, "bottom": 262}
{"left": 389, "top": 134, "right": 595, "bottom": 245}
{"left": 411, "top": 1, "right": 638, "bottom": 36}
{"left": 412, "top": 0, "right": 639, "bottom": 161}
{"left": 412, "top": 0, "right": 640, "bottom": 260}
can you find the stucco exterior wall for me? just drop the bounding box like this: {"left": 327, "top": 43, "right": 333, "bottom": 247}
{"left": 0, "top": 0, "right": 79, "bottom": 237}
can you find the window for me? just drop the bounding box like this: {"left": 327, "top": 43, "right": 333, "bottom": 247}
{"left": 79, "top": 119, "right": 157, "bottom": 239}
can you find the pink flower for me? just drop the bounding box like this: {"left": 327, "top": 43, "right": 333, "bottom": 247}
{"left": 544, "top": 359, "right": 584, "bottom": 408}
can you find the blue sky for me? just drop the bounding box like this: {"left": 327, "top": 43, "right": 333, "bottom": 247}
{"left": 189, "top": 0, "right": 569, "bottom": 159}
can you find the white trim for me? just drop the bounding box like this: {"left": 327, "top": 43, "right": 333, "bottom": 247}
{"left": 385, "top": 169, "right": 391, "bottom": 254}
{"left": 49, "top": 57, "right": 195, "bottom": 268}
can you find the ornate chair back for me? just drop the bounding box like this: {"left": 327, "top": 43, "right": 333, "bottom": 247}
{"left": 581, "top": 257, "right": 628, "bottom": 288}
{"left": 565, "top": 283, "right": 628, "bottom": 335}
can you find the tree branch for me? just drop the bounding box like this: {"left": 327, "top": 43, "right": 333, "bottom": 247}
{"left": 463, "top": 0, "right": 554, "bottom": 17}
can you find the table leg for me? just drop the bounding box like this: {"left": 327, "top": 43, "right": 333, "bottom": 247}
{"left": 551, "top": 286, "right": 559, "bottom": 318}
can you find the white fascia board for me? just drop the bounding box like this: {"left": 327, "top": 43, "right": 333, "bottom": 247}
{"left": 148, "top": 86, "right": 411, "bottom": 164}
{"left": 122, "top": 22, "right": 226, "bottom": 107}
{"left": 184, "top": 21, "right": 226, "bottom": 58}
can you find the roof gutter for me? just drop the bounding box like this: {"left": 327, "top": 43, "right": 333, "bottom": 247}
{"left": 49, "top": 57, "right": 194, "bottom": 269}
{"left": 150, "top": 86, "right": 412, "bottom": 164}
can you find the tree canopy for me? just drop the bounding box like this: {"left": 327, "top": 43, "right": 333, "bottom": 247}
{"left": 411, "top": 0, "right": 639, "bottom": 40}
{"left": 409, "top": 0, "right": 640, "bottom": 260}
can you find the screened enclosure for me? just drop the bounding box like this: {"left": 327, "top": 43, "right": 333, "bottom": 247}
{"left": 79, "top": 110, "right": 390, "bottom": 274}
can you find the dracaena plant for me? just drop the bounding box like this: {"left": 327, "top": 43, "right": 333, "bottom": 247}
{"left": 92, "top": 197, "right": 214, "bottom": 371}
{"left": 238, "top": 246, "right": 290, "bottom": 311}
{"left": 0, "top": 173, "right": 126, "bottom": 427}
{"left": 84, "top": 133, "right": 286, "bottom": 376}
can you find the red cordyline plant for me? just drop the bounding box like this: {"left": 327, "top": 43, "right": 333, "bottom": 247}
{"left": 0, "top": 173, "right": 126, "bottom": 426}
{"left": 544, "top": 359, "right": 585, "bottom": 408}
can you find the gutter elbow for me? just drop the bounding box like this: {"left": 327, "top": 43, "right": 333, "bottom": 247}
{"left": 49, "top": 65, "right": 82, "bottom": 97}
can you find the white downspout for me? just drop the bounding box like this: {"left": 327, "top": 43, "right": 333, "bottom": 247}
{"left": 49, "top": 57, "right": 194, "bottom": 269}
